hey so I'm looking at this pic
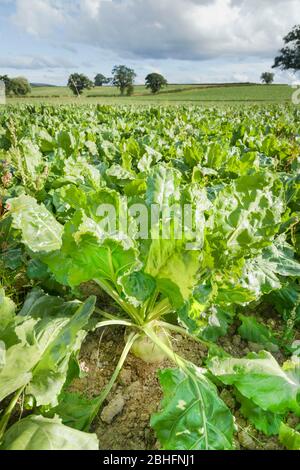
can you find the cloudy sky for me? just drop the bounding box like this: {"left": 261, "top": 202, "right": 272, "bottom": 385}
{"left": 0, "top": 0, "right": 299, "bottom": 85}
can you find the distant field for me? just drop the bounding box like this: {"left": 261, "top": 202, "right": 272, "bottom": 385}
{"left": 6, "top": 84, "right": 294, "bottom": 105}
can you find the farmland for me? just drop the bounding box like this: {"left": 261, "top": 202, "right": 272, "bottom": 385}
{"left": 0, "top": 103, "right": 300, "bottom": 451}
{"left": 6, "top": 83, "right": 294, "bottom": 105}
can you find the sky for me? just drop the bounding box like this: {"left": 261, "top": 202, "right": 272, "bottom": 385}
{"left": 0, "top": 0, "right": 299, "bottom": 85}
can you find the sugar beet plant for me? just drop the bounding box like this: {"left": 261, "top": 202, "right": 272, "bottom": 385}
{"left": 3, "top": 161, "right": 300, "bottom": 450}
{"left": 1, "top": 105, "right": 300, "bottom": 450}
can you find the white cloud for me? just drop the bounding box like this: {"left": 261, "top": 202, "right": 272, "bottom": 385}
{"left": 12, "top": 0, "right": 65, "bottom": 36}
{"left": 0, "top": 55, "right": 77, "bottom": 70}
{"left": 1, "top": 0, "right": 298, "bottom": 84}
{"left": 10, "top": 0, "right": 300, "bottom": 61}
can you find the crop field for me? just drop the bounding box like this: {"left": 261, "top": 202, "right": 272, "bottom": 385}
{"left": 0, "top": 103, "right": 300, "bottom": 451}
{"left": 6, "top": 83, "right": 294, "bottom": 105}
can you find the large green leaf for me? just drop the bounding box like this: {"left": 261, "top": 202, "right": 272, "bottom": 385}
{"left": 279, "top": 422, "right": 300, "bottom": 450}
{"left": 9, "top": 195, "right": 63, "bottom": 253}
{"left": 151, "top": 365, "right": 234, "bottom": 450}
{"left": 42, "top": 211, "right": 140, "bottom": 288}
{"left": 241, "top": 238, "right": 300, "bottom": 297}
{"left": 0, "top": 415, "right": 99, "bottom": 450}
{"left": 210, "top": 352, "right": 300, "bottom": 415}
{"left": 206, "top": 172, "right": 284, "bottom": 267}
{"left": 26, "top": 296, "right": 96, "bottom": 407}
{"left": 0, "top": 293, "right": 95, "bottom": 406}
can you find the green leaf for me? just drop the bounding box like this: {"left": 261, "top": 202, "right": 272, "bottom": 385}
{"left": 279, "top": 422, "right": 300, "bottom": 450}
{"left": 207, "top": 172, "right": 284, "bottom": 267}
{"left": 179, "top": 298, "right": 235, "bottom": 342}
{"left": 57, "top": 130, "right": 75, "bottom": 156}
{"left": 9, "top": 195, "right": 63, "bottom": 253}
{"left": 61, "top": 156, "right": 101, "bottom": 188}
{"left": 0, "top": 341, "right": 5, "bottom": 371}
{"left": 46, "top": 392, "right": 99, "bottom": 431}
{"left": 0, "top": 415, "right": 99, "bottom": 450}
{"left": 120, "top": 271, "right": 156, "bottom": 304}
{"left": 156, "top": 251, "right": 200, "bottom": 304}
{"left": 0, "top": 288, "right": 16, "bottom": 331}
{"left": 0, "top": 292, "right": 95, "bottom": 407}
{"left": 146, "top": 164, "right": 181, "bottom": 211}
{"left": 151, "top": 365, "right": 234, "bottom": 450}
{"left": 0, "top": 341, "right": 40, "bottom": 401}
{"left": 106, "top": 164, "right": 135, "bottom": 182}
{"left": 266, "top": 281, "right": 300, "bottom": 325}
{"left": 210, "top": 352, "right": 300, "bottom": 415}
{"left": 19, "top": 288, "right": 79, "bottom": 318}
{"left": 26, "top": 296, "right": 96, "bottom": 407}
{"left": 38, "top": 129, "right": 55, "bottom": 153}
{"left": 238, "top": 315, "right": 279, "bottom": 352}
{"left": 27, "top": 259, "right": 50, "bottom": 281}
{"left": 39, "top": 207, "right": 140, "bottom": 288}
{"left": 241, "top": 237, "right": 300, "bottom": 298}
{"left": 237, "top": 393, "right": 283, "bottom": 436}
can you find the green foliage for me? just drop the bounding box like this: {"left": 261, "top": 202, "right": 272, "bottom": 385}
{"left": 151, "top": 366, "right": 234, "bottom": 450}
{"left": 0, "top": 415, "right": 98, "bottom": 450}
{"left": 1, "top": 103, "right": 300, "bottom": 451}
{"left": 145, "top": 73, "right": 168, "bottom": 94}
{"left": 279, "top": 422, "right": 300, "bottom": 450}
{"left": 273, "top": 25, "right": 300, "bottom": 71}
{"left": 0, "top": 75, "right": 14, "bottom": 96}
{"left": 94, "top": 73, "right": 109, "bottom": 87}
{"left": 0, "top": 291, "right": 96, "bottom": 405}
{"left": 238, "top": 315, "right": 279, "bottom": 352}
{"left": 67, "top": 73, "right": 93, "bottom": 96}
{"left": 112, "top": 65, "right": 137, "bottom": 95}
{"left": 10, "top": 77, "right": 31, "bottom": 96}
{"left": 261, "top": 72, "right": 274, "bottom": 84}
{"left": 210, "top": 352, "right": 300, "bottom": 415}
{"left": 237, "top": 393, "right": 283, "bottom": 436}
{"left": 0, "top": 75, "right": 31, "bottom": 96}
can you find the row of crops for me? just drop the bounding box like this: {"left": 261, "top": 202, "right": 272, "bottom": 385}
{"left": 0, "top": 104, "right": 300, "bottom": 450}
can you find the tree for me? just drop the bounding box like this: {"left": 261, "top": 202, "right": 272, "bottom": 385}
{"left": 67, "top": 73, "right": 93, "bottom": 96}
{"left": 111, "top": 65, "right": 136, "bottom": 96}
{"left": 0, "top": 75, "right": 13, "bottom": 95}
{"left": 10, "top": 77, "right": 31, "bottom": 96}
{"left": 145, "top": 73, "right": 168, "bottom": 94}
{"left": 126, "top": 84, "right": 134, "bottom": 96}
{"left": 261, "top": 72, "right": 274, "bottom": 85}
{"left": 94, "top": 73, "right": 109, "bottom": 87}
{"left": 273, "top": 25, "right": 300, "bottom": 71}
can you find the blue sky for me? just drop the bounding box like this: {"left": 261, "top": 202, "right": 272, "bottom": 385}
{"left": 0, "top": 0, "right": 299, "bottom": 85}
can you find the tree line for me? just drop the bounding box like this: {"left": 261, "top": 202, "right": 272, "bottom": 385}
{"left": 67, "top": 66, "right": 168, "bottom": 96}
{"left": 69, "top": 24, "right": 300, "bottom": 95}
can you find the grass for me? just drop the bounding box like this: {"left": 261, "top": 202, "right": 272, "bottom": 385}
{"left": 5, "top": 84, "right": 295, "bottom": 106}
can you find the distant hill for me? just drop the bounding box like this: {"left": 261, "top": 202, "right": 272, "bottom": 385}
{"left": 30, "top": 83, "right": 56, "bottom": 87}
